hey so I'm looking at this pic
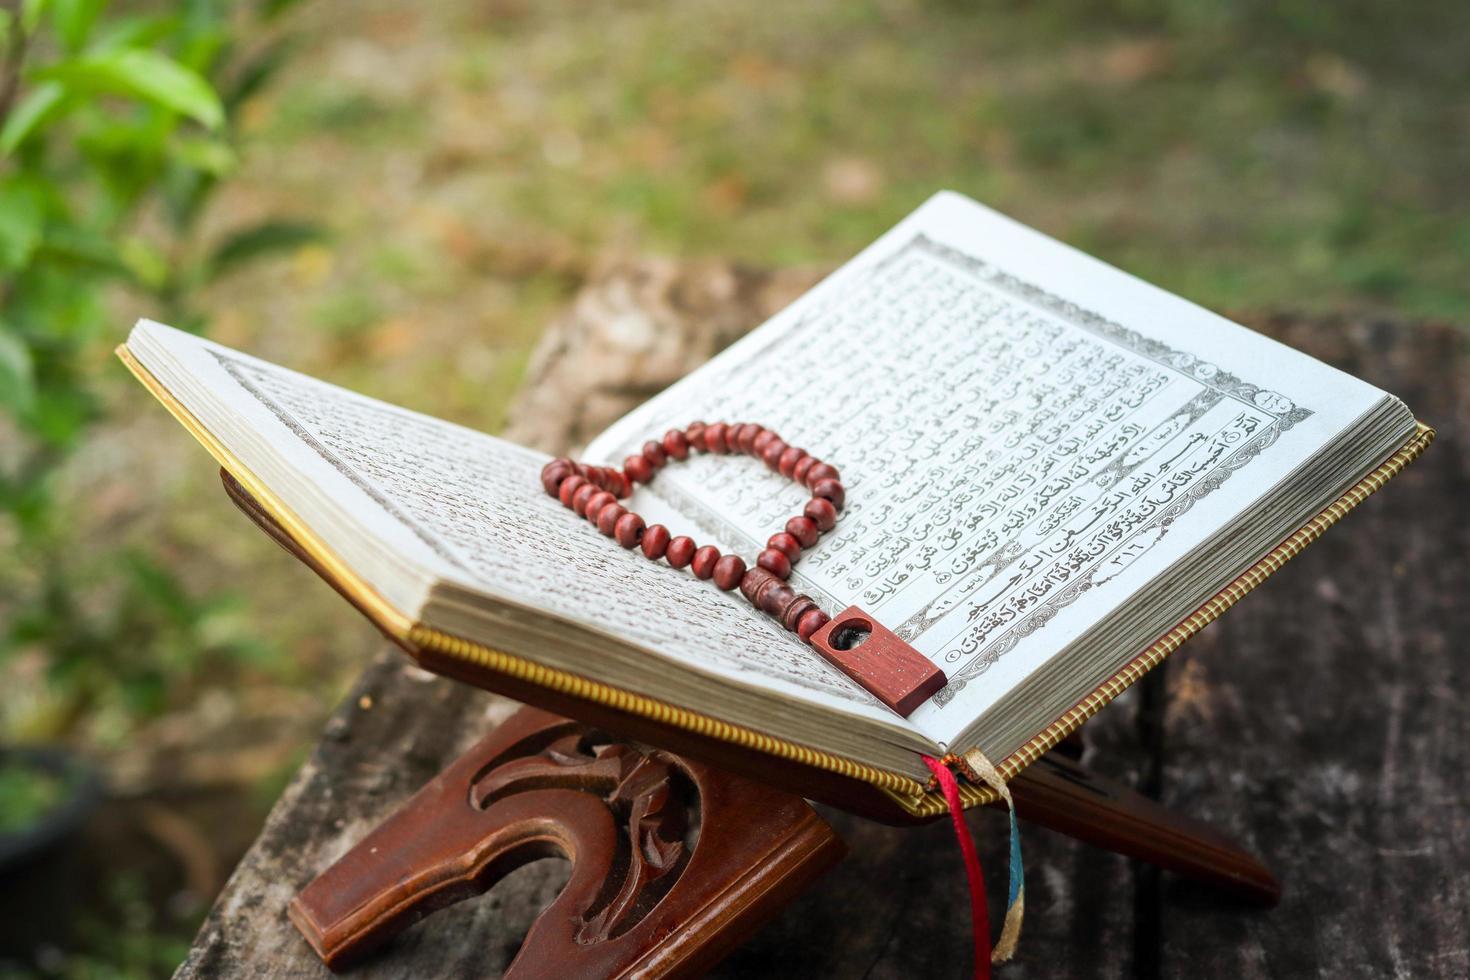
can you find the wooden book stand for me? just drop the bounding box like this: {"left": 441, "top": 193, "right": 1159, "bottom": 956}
{"left": 290, "top": 705, "right": 846, "bottom": 974}
{"left": 222, "top": 471, "right": 1279, "bottom": 974}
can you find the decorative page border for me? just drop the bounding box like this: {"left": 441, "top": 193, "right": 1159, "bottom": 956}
{"left": 914, "top": 234, "right": 1312, "bottom": 429}
{"left": 615, "top": 235, "right": 1316, "bottom": 705}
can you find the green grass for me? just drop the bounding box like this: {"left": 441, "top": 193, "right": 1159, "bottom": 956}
{"left": 341, "top": 0, "right": 1463, "bottom": 319}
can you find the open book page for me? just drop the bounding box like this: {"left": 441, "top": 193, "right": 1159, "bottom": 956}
{"left": 587, "top": 191, "right": 1399, "bottom": 748}
{"left": 128, "top": 323, "right": 928, "bottom": 753}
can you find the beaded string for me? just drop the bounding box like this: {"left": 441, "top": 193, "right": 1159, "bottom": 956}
{"left": 542, "top": 427, "right": 1015, "bottom": 971}
{"left": 539, "top": 421, "right": 845, "bottom": 642}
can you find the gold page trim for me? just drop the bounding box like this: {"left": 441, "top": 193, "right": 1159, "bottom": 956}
{"left": 121, "top": 339, "right": 1432, "bottom": 818}
{"left": 118, "top": 345, "right": 414, "bottom": 638}
{"left": 892, "top": 420, "right": 1437, "bottom": 818}
{"left": 407, "top": 624, "right": 928, "bottom": 795}
{"left": 118, "top": 344, "right": 930, "bottom": 799}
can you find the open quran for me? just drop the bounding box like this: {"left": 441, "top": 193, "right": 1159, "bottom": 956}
{"left": 119, "top": 192, "right": 1431, "bottom": 817}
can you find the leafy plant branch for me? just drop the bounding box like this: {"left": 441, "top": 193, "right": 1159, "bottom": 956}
{"left": 0, "top": 0, "right": 313, "bottom": 740}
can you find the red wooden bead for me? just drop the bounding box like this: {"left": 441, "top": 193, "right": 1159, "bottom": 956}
{"left": 736, "top": 423, "right": 762, "bottom": 454}
{"left": 571, "top": 483, "right": 596, "bottom": 515}
{"left": 792, "top": 455, "right": 816, "bottom": 485}
{"left": 666, "top": 536, "right": 696, "bottom": 568}
{"left": 604, "top": 469, "right": 630, "bottom": 498}
{"left": 641, "top": 523, "right": 671, "bottom": 560}
{"left": 761, "top": 583, "right": 797, "bottom": 616}
{"left": 804, "top": 497, "right": 837, "bottom": 531}
{"left": 543, "top": 425, "right": 854, "bottom": 640}
{"left": 703, "top": 422, "right": 730, "bottom": 454}
{"left": 557, "top": 474, "right": 588, "bottom": 508}
{"left": 540, "top": 459, "right": 573, "bottom": 496}
{"left": 757, "top": 547, "right": 792, "bottom": 579}
{"left": 624, "top": 454, "right": 654, "bottom": 484}
{"left": 739, "top": 565, "right": 785, "bottom": 609}
{"left": 805, "top": 462, "right": 840, "bottom": 488}
{"left": 584, "top": 490, "right": 616, "bottom": 522}
{"left": 812, "top": 478, "right": 845, "bottom": 510}
{"left": 663, "top": 429, "right": 691, "bottom": 461}
{"left": 767, "top": 532, "right": 803, "bottom": 562}
{"left": 691, "top": 545, "right": 721, "bottom": 580}
{"left": 712, "top": 554, "right": 747, "bottom": 591}
{"left": 778, "top": 446, "right": 807, "bottom": 478}
{"left": 596, "top": 503, "right": 626, "bottom": 536}
{"left": 796, "top": 607, "right": 830, "bottom": 641}
{"left": 782, "top": 596, "right": 818, "bottom": 633}
{"left": 738, "top": 566, "right": 766, "bottom": 603}
{"left": 614, "top": 511, "right": 645, "bottom": 548}
{"left": 785, "top": 515, "right": 819, "bottom": 548}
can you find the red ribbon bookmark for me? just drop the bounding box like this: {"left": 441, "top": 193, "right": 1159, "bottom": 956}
{"left": 922, "top": 754, "right": 991, "bottom": 980}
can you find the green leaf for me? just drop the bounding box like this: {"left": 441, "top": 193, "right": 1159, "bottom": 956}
{"left": 34, "top": 223, "right": 126, "bottom": 274}
{"left": 26, "top": 381, "right": 96, "bottom": 446}
{"left": 259, "top": 0, "right": 308, "bottom": 21}
{"left": 0, "top": 327, "right": 36, "bottom": 414}
{"left": 21, "top": 0, "right": 51, "bottom": 34}
{"left": 176, "top": 23, "right": 226, "bottom": 75}
{"left": 224, "top": 37, "right": 294, "bottom": 110}
{"left": 208, "top": 220, "right": 324, "bottom": 276}
{"left": 50, "top": 0, "right": 105, "bottom": 52}
{"left": 0, "top": 82, "right": 66, "bottom": 155}
{"left": 172, "top": 134, "right": 236, "bottom": 176}
{"left": 85, "top": 15, "right": 179, "bottom": 55}
{"left": 124, "top": 553, "right": 197, "bottom": 627}
{"left": 118, "top": 235, "right": 169, "bottom": 290}
{"left": 38, "top": 49, "right": 225, "bottom": 130}
{"left": 0, "top": 176, "right": 46, "bottom": 270}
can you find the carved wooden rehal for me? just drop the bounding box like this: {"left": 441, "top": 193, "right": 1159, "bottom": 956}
{"left": 289, "top": 706, "right": 845, "bottom": 976}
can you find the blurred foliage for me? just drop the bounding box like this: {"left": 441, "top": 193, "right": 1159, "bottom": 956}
{"left": 20, "top": 873, "right": 194, "bottom": 979}
{"left": 0, "top": 0, "right": 313, "bottom": 741}
{"left": 0, "top": 759, "right": 61, "bottom": 833}
{"left": 367, "top": 0, "right": 1463, "bottom": 319}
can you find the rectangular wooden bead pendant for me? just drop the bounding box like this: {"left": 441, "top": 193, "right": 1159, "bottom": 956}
{"left": 807, "top": 607, "right": 947, "bottom": 717}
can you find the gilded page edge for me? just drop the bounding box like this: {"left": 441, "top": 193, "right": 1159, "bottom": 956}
{"left": 118, "top": 337, "right": 1434, "bottom": 818}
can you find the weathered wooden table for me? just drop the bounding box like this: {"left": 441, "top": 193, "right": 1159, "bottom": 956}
{"left": 175, "top": 263, "right": 1469, "bottom": 978}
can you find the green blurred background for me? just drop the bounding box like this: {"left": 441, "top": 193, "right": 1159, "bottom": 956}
{"left": 0, "top": 0, "right": 1466, "bottom": 973}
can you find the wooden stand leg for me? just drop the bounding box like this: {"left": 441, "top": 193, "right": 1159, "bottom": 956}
{"left": 225, "top": 467, "right": 1279, "bottom": 912}
{"left": 289, "top": 706, "right": 845, "bottom": 976}
{"left": 227, "top": 456, "right": 1276, "bottom": 965}
{"left": 289, "top": 710, "right": 1278, "bottom": 979}
{"left": 1009, "top": 753, "right": 1281, "bottom": 905}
